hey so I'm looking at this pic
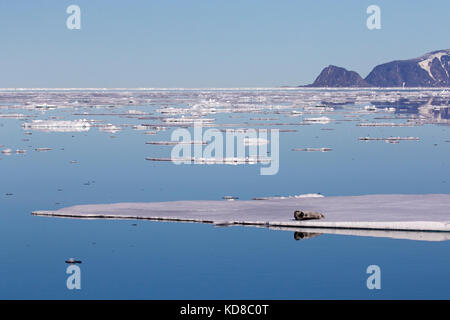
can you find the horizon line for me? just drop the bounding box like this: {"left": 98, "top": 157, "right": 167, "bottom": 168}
{"left": 0, "top": 87, "right": 449, "bottom": 91}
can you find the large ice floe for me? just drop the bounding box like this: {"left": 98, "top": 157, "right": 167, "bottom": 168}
{"left": 33, "top": 194, "right": 450, "bottom": 242}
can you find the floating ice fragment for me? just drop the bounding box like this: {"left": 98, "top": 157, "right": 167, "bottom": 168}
{"left": 292, "top": 148, "right": 332, "bottom": 152}
{"left": 127, "top": 110, "right": 146, "bottom": 115}
{"left": 132, "top": 125, "right": 147, "bottom": 130}
{"left": 253, "top": 193, "right": 324, "bottom": 200}
{"left": 98, "top": 124, "right": 122, "bottom": 133}
{"left": 0, "top": 113, "right": 26, "bottom": 119}
{"left": 146, "top": 141, "right": 206, "bottom": 145}
{"left": 22, "top": 120, "right": 91, "bottom": 132}
{"left": 357, "top": 122, "right": 416, "bottom": 127}
{"left": 364, "top": 105, "right": 377, "bottom": 111}
{"left": 243, "top": 137, "right": 269, "bottom": 146}
{"left": 359, "top": 137, "right": 419, "bottom": 142}
{"left": 303, "top": 116, "right": 331, "bottom": 124}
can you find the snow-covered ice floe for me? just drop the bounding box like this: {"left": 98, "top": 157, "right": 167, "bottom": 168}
{"left": 22, "top": 119, "right": 91, "bottom": 132}
{"left": 32, "top": 194, "right": 450, "bottom": 241}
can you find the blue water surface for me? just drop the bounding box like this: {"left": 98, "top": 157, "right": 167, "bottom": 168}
{"left": 0, "top": 89, "right": 449, "bottom": 299}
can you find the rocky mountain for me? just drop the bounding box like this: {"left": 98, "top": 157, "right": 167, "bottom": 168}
{"left": 365, "top": 50, "right": 450, "bottom": 87}
{"left": 306, "top": 65, "right": 369, "bottom": 87}
{"left": 306, "top": 49, "right": 450, "bottom": 87}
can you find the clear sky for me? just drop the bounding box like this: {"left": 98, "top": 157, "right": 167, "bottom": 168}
{"left": 0, "top": 0, "right": 448, "bottom": 88}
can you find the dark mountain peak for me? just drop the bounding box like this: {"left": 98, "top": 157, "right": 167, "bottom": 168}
{"left": 365, "top": 49, "right": 450, "bottom": 87}
{"left": 306, "top": 65, "right": 369, "bottom": 87}
{"left": 305, "top": 49, "right": 450, "bottom": 88}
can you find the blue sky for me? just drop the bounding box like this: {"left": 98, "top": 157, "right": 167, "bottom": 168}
{"left": 0, "top": 0, "right": 448, "bottom": 87}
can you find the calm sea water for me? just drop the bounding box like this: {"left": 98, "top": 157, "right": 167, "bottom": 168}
{"left": 0, "top": 89, "right": 449, "bottom": 299}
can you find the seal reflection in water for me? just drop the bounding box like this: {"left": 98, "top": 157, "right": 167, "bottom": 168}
{"left": 65, "top": 258, "right": 82, "bottom": 264}
{"left": 294, "top": 232, "right": 322, "bottom": 240}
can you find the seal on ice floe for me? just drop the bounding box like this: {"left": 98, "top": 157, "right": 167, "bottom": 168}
{"left": 294, "top": 210, "right": 324, "bottom": 221}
